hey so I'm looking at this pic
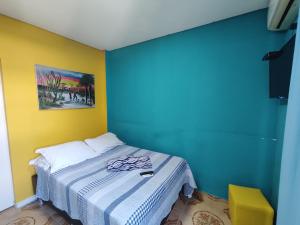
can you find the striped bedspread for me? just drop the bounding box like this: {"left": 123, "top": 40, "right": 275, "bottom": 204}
{"left": 36, "top": 145, "right": 197, "bottom": 225}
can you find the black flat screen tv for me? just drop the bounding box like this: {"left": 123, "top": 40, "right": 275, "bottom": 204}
{"left": 269, "top": 35, "right": 296, "bottom": 99}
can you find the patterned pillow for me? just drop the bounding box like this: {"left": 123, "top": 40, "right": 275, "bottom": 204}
{"left": 107, "top": 155, "right": 152, "bottom": 172}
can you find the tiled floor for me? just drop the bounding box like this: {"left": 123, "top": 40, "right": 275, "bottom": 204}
{"left": 164, "top": 192, "right": 231, "bottom": 225}
{"left": 0, "top": 192, "right": 231, "bottom": 225}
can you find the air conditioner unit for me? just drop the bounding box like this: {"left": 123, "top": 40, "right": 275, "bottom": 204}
{"left": 268, "top": 0, "right": 299, "bottom": 31}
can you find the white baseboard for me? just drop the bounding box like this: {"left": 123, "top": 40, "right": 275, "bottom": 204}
{"left": 15, "top": 195, "right": 37, "bottom": 208}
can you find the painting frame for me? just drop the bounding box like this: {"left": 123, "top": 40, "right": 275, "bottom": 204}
{"left": 35, "top": 65, "right": 95, "bottom": 110}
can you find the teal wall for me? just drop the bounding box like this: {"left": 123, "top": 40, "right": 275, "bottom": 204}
{"left": 271, "top": 29, "right": 295, "bottom": 209}
{"left": 272, "top": 104, "right": 286, "bottom": 209}
{"left": 106, "top": 10, "right": 286, "bottom": 204}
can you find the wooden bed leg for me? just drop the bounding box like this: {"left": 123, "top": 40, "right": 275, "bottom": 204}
{"left": 193, "top": 189, "right": 203, "bottom": 202}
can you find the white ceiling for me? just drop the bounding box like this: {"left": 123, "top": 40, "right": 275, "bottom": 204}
{"left": 0, "top": 0, "right": 268, "bottom": 50}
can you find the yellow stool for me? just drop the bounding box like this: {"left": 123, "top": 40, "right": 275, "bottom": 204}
{"left": 228, "top": 184, "right": 274, "bottom": 225}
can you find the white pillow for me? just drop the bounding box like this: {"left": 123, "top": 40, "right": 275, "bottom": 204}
{"left": 29, "top": 156, "right": 51, "bottom": 171}
{"left": 84, "top": 132, "right": 124, "bottom": 155}
{"left": 35, "top": 141, "right": 96, "bottom": 173}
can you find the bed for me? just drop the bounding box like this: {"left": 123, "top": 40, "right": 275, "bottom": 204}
{"left": 35, "top": 144, "right": 197, "bottom": 225}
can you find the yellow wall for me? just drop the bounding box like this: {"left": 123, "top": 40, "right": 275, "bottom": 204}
{"left": 0, "top": 15, "right": 107, "bottom": 202}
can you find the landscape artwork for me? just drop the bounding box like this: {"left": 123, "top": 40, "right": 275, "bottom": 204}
{"left": 35, "top": 65, "right": 95, "bottom": 110}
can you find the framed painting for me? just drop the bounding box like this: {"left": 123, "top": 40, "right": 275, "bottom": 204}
{"left": 35, "top": 65, "right": 95, "bottom": 110}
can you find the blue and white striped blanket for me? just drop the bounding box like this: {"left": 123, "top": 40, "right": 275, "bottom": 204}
{"left": 36, "top": 145, "right": 197, "bottom": 225}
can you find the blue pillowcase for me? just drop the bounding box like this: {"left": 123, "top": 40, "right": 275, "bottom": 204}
{"left": 107, "top": 155, "right": 152, "bottom": 172}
